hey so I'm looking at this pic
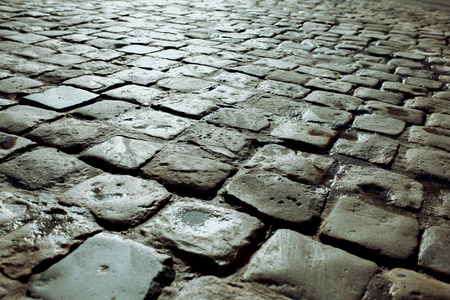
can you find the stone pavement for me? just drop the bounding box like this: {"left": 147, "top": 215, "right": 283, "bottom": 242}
{"left": 0, "top": 0, "right": 449, "bottom": 299}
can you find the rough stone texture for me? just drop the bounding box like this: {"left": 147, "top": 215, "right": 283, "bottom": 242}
{"left": 205, "top": 108, "right": 270, "bottom": 132}
{"left": 0, "top": 77, "right": 43, "bottom": 94}
{"left": 63, "top": 75, "right": 124, "bottom": 92}
{"left": 305, "top": 78, "right": 354, "bottom": 93}
{"left": 388, "top": 268, "right": 450, "bottom": 300}
{"left": 226, "top": 172, "right": 327, "bottom": 224}
{"left": 353, "top": 114, "right": 406, "bottom": 136}
{"left": 405, "top": 96, "right": 450, "bottom": 114}
{"left": 102, "top": 84, "right": 166, "bottom": 106}
{"left": 332, "top": 133, "right": 399, "bottom": 164}
{"left": 157, "top": 77, "right": 216, "bottom": 93}
{"left": 359, "top": 101, "right": 425, "bottom": 125}
{"left": 23, "top": 86, "right": 99, "bottom": 111}
{"left": 320, "top": 196, "right": 420, "bottom": 259}
{"left": 81, "top": 136, "right": 163, "bottom": 171}
{"left": 271, "top": 122, "right": 338, "bottom": 150}
{"left": 71, "top": 100, "right": 137, "bottom": 120}
{"left": 0, "top": 211, "right": 100, "bottom": 279}
{"left": 353, "top": 87, "right": 404, "bottom": 105}
{"left": 244, "top": 144, "right": 335, "bottom": 185}
{"left": 108, "top": 68, "right": 166, "bottom": 85}
{"left": 0, "top": 105, "right": 60, "bottom": 134}
{"left": 198, "top": 84, "right": 255, "bottom": 104}
{"left": 61, "top": 174, "right": 170, "bottom": 228}
{"left": 25, "top": 117, "right": 114, "bottom": 153}
{"left": 257, "top": 80, "right": 310, "bottom": 98}
{"left": 426, "top": 113, "right": 450, "bottom": 130}
{"left": 243, "top": 229, "right": 377, "bottom": 300}
{"left": 152, "top": 94, "right": 217, "bottom": 119}
{"left": 28, "top": 233, "right": 173, "bottom": 300}
{"left": 333, "top": 165, "right": 424, "bottom": 209}
{"left": 418, "top": 226, "right": 450, "bottom": 276}
{"left": 305, "top": 91, "right": 364, "bottom": 111}
{"left": 408, "top": 125, "right": 450, "bottom": 152}
{"left": 142, "top": 149, "right": 235, "bottom": 196}
{"left": 406, "top": 147, "right": 450, "bottom": 182}
{"left": 0, "top": 148, "right": 93, "bottom": 190}
{"left": 142, "top": 199, "right": 263, "bottom": 267}
{"left": 0, "top": 132, "right": 36, "bottom": 160}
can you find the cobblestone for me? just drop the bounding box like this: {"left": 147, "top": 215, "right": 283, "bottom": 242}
{"left": 1, "top": 0, "right": 450, "bottom": 298}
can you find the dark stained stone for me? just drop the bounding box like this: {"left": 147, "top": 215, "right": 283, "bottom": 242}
{"left": 0, "top": 132, "right": 36, "bottom": 160}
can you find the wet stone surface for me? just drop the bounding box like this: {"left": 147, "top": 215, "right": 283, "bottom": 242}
{"left": 0, "top": 132, "right": 36, "bottom": 160}
{"left": 419, "top": 226, "right": 450, "bottom": 276}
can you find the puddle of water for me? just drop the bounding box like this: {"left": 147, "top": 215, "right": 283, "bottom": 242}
{"left": 181, "top": 210, "right": 211, "bottom": 227}
{"left": 0, "top": 136, "right": 18, "bottom": 150}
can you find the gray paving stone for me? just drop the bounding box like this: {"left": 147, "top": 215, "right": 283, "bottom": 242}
{"left": 142, "top": 149, "right": 235, "bottom": 195}
{"left": 381, "top": 81, "right": 428, "bottom": 97}
{"left": 157, "top": 77, "right": 216, "bottom": 92}
{"left": 152, "top": 94, "right": 217, "bottom": 119}
{"left": 86, "top": 38, "right": 130, "bottom": 49}
{"left": 297, "top": 65, "right": 340, "bottom": 79}
{"left": 305, "top": 91, "right": 364, "bottom": 111}
{"left": 388, "top": 58, "right": 424, "bottom": 68}
{"left": 388, "top": 268, "right": 450, "bottom": 300}
{"left": 333, "top": 165, "right": 424, "bottom": 209}
{"left": 38, "top": 53, "right": 87, "bottom": 66}
{"left": 244, "top": 144, "right": 335, "bottom": 185}
{"left": 271, "top": 122, "right": 338, "bottom": 150}
{"left": 427, "top": 113, "right": 450, "bottom": 130}
{"left": 0, "top": 77, "right": 43, "bottom": 94}
{"left": 205, "top": 108, "right": 270, "bottom": 132}
{"left": 302, "top": 104, "right": 353, "bottom": 127}
{"left": 360, "top": 101, "right": 425, "bottom": 125}
{"left": 11, "top": 46, "right": 56, "bottom": 59}
{"left": 166, "top": 64, "right": 217, "bottom": 78}
{"left": 353, "top": 113, "right": 406, "bottom": 136}
{"left": 71, "top": 100, "right": 137, "bottom": 121}
{"left": 305, "top": 78, "right": 354, "bottom": 93}
{"left": 211, "top": 71, "right": 260, "bottom": 88}
{"left": 82, "top": 49, "right": 125, "bottom": 61}
{"left": 406, "top": 147, "right": 450, "bottom": 182}
{"left": 257, "top": 80, "right": 310, "bottom": 98}
{"left": 0, "top": 105, "right": 60, "bottom": 134}
{"left": 5, "top": 33, "right": 49, "bottom": 44}
{"left": 118, "top": 45, "right": 162, "bottom": 54}
{"left": 0, "top": 132, "right": 36, "bottom": 161}
{"left": 359, "top": 69, "right": 401, "bottom": 82}
{"left": 81, "top": 136, "right": 163, "bottom": 171}
{"left": 405, "top": 97, "right": 450, "bottom": 115}
{"left": 75, "top": 61, "right": 124, "bottom": 75}
{"left": 228, "top": 64, "right": 273, "bottom": 77}
{"left": 395, "top": 66, "right": 435, "bottom": 79}
{"left": 266, "top": 70, "right": 310, "bottom": 85}
{"left": 404, "top": 77, "right": 443, "bottom": 90}
{"left": 151, "top": 49, "right": 190, "bottom": 60}
{"left": 28, "top": 233, "right": 173, "bottom": 300}
{"left": 0, "top": 273, "right": 25, "bottom": 300}
{"left": 353, "top": 87, "right": 404, "bottom": 105}
{"left": 37, "top": 68, "right": 88, "bottom": 84}
{"left": 141, "top": 199, "right": 263, "bottom": 267}
{"left": 419, "top": 226, "right": 450, "bottom": 276}
{"left": 320, "top": 196, "right": 419, "bottom": 259}
{"left": 242, "top": 229, "right": 377, "bottom": 300}
{"left": 184, "top": 55, "right": 235, "bottom": 68}
{"left": 254, "top": 58, "right": 298, "bottom": 70}
{"left": 409, "top": 126, "right": 450, "bottom": 152}
{"left": 109, "top": 67, "right": 166, "bottom": 85}
{"left": 226, "top": 172, "right": 327, "bottom": 224}
{"left": 332, "top": 133, "right": 399, "bottom": 165}
{"left": 0, "top": 98, "right": 15, "bottom": 107}
{"left": 63, "top": 75, "right": 123, "bottom": 92}
{"left": 130, "top": 56, "right": 181, "bottom": 71}
{"left": 196, "top": 84, "right": 255, "bottom": 105}
{"left": 102, "top": 84, "right": 166, "bottom": 106}
{"left": 61, "top": 174, "right": 170, "bottom": 227}
{"left": 316, "top": 62, "right": 357, "bottom": 74}
{"left": 23, "top": 86, "right": 99, "bottom": 111}
{"left": 0, "top": 211, "right": 100, "bottom": 279}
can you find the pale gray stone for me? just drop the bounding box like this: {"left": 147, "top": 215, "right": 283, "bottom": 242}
{"left": 360, "top": 101, "right": 425, "bottom": 125}
{"left": 305, "top": 78, "right": 354, "bottom": 93}
{"left": 302, "top": 104, "right": 353, "bottom": 127}
{"left": 0, "top": 132, "right": 36, "bottom": 160}
{"left": 225, "top": 172, "right": 327, "bottom": 224}
{"left": 61, "top": 174, "right": 170, "bottom": 228}
{"left": 427, "top": 113, "right": 450, "bottom": 130}
{"left": 406, "top": 147, "right": 450, "bottom": 182}
{"left": 197, "top": 85, "right": 255, "bottom": 104}
{"left": 243, "top": 229, "right": 377, "bottom": 300}
{"left": 157, "top": 77, "right": 216, "bottom": 92}
{"left": 257, "top": 80, "right": 310, "bottom": 98}
{"left": 141, "top": 200, "right": 263, "bottom": 267}
{"left": 419, "top": 226, "right": 450, "bottom": 276}
{"left": 205, "top": 108, "right": 270, "bottom": 132}
{"left": 0, "top": 77, "right": 43, "bottom": 94}
{"left": 382, "top": 81, "right": 428, "bottom": 97}
{"left": 152, "top": 94, "right": 217, "bottom": 119}
{"left": 409, "top": 126, "right": 450, "bottom": 151}
{"left": 305, "top": 91, "right": 364, "bottom": 111}
{"left": 109, "top": 68, "right": 166, "bottom": 85}
{"left": 353, "top": 87, "right": 404, "bottom": 105}
{"left": 333, "top": 165, "right": 424, "bottom": 209}
{"left": 320, "top": 196, "right": 419, "bottom": 259}
{"left": 102, "top": 84, "right": 166, "bottom": 106}
{"left": 71, "top": 100, "right": 137, "bottom": 120}
{"left": 28, "top": 233, "right": 173, "bottom": 300}
{"left": 63, "top": 75, "right": 124, "bottom": 92}
{"left": 405, "top": 97, "right": 450, "bottom": 115}
{"left": 353, "top": 114, "right": 406, "bottom": 136}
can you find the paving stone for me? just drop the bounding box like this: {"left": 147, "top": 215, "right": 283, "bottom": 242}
{"left": 0, "top": 77, "right": 43, "bottom": 94}
{"left": 0, "top": 105, "right": 60, "bottom": 134}
{"left": 81, "top": 136, "right": 163, "bottom": 171}
{"left": 302, "top": 104, "right": 353, "bottom": 127}
{"left": 257, "top": 80, "right": 310, "bottom": 98}
{"left": 353, "top": 87, "right": 404, "bottom": 105}
{"left": 27, "top": 233, "right": 173, "bottom": 300}
{"left": 14, "top": 61, "right": 58, "bottom": 77}
{"left": 305, "top": 78, "right": 354, "bottom": 93}
{"left": 405, "top": 97, "right": 450, "bottom": 115}
{"left": 409, "top": 126, "right": 450, "bottom": 152}
{"left": 427, "top": 113, "right": 450, "bottom": 130}
{"left": 60, "top": 44, "right": 98, "bottom": 55}
{"left": 5, "top": 33, "right": 49, "bottom": 44}
{"left": 266, "top": 70, "right": 310, "bottom": 85}
{"left": 166, "top": 64, "right": 217, "bottom": 78}
{"left": 254, "top": 58, "right": 297, "bottom": 70}
{"left": 360, "top": 101, "right": 425, "bottom": 125}
{"left": 358, "top": 69, "right": 401, "bottom": 82}
{"left": 71, "top": 100, "right": 137, "bottom": 121}
{"left": 305, "top": 91, "right": 364, "bottom": 111}
{"left": 63, "top": 75, "right": 123, "bottom": 92}
{"left": 205, "top": 108, "right": 270, "bottom": 132}
{"left": 197, "top": 84, "right": 255, "bottom": 105}
{"left": 142, "top": 149, "right": 235, "bottom": 196}
{"left": 388, "top": 58, "right": 424, "bottom": 68}
{"left": 109, "top": 67, "right": 166, "bottom": 85}
{"left": 118, "top": 45, "right": 162, "bottom": 54}
{"left": 0, "top": 273, "right": 26, "bottom": 300}
{"left": 333, "top": 165, "right": 424, "bottom": 209}
{"left": 0, "top": 147, "right": 93, "bottom": 190}
{"left": 388, "top": 268, "right": 450, "bottom": 300}
{"left": 157, "top": 77, "right": 216, "bottom": 93}
{"left": 406, "top": 147, "right": 450, "bottom": 182}
{"left": 404, "top": 77, "right": 443, "bottom": 90}
{"left": 320, "top": 196, "right": 419, "bottom": 260}
{"left": 316, "top": 62, "right": 357, "bottom": 74}
{"left": 0, "top": 132, "right": 36, "bottom": 161}
{"left": 75, "top": 61, "right": 124, "bottom": 75}
{"left": 0, "top": 98, "right": 15, "bottom": 107}
{"left": 419, "top": 226, "right": 450, "bottom": 276}
{"left": 179, "top": 123, "right": 248, "bottom": 158}
{"left": 102, "top": 84, "right": 166, "bottom": 106}
{"left": 0, "top": 211, "right": 100, "bottom": 279}
{"left": 37, "top": 68, "right": 88, "bottom": 84}
{"left": 211, "top": 71, "right": 260, "bottom": 88}
{"left": 61, "top": 174, "right": 170, "bottom": 228}
{"left": 242, "top": 229, "right": 377, "bottom": 300}
{"left": 23, "top": 86, "right": 99, "bottom": 111}
{"left": 244, "top": 144, "right": 335, "bottom": 185}
{"left": 332, "top": 133, "right": 399, "bottom": 165}
{"left": 11, "top": 46, "right": 56, "bottom": 59}
{"left": 151, "top": 49, "right": 190, "bottom": 60}
{"left": 142, "top": 199, "right": 262, "bottom": 267}
{"left": 381, "top": 81, "right": 428, "bottom": 97}
{"left": 130, "top": 56, "right": 181, "bottom": 71}
{"left": 228, "top": 65, "right": 273, "bottom": 77}
{"left": 271, "top": 122, "right": 338, "bottom": 150}
{"left": 152, "top": 94, "right": 217, "bottom": 119}
{"left": 353, "top": 114, "right": 406, "bottom": 136}
{"left": 86, "top": 38, "right": 130, "bottom": 49}
{"left": 82, "top": 49, "right": 125, "bottom": 61}
{"left": 183, "top": 55, "right": 235, "bottom": 68}
{"left": 110, "top": 108, "right": 192, "bottom": 139}
{"left": 297, "top": 66, "right": 340, "bottom": 79}
{"left": 38, "top": 53, "right": 87, "bottom": 66}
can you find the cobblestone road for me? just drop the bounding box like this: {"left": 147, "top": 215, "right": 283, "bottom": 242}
{"left": 0, "top": 0, "right": 449, "bottom": 299}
